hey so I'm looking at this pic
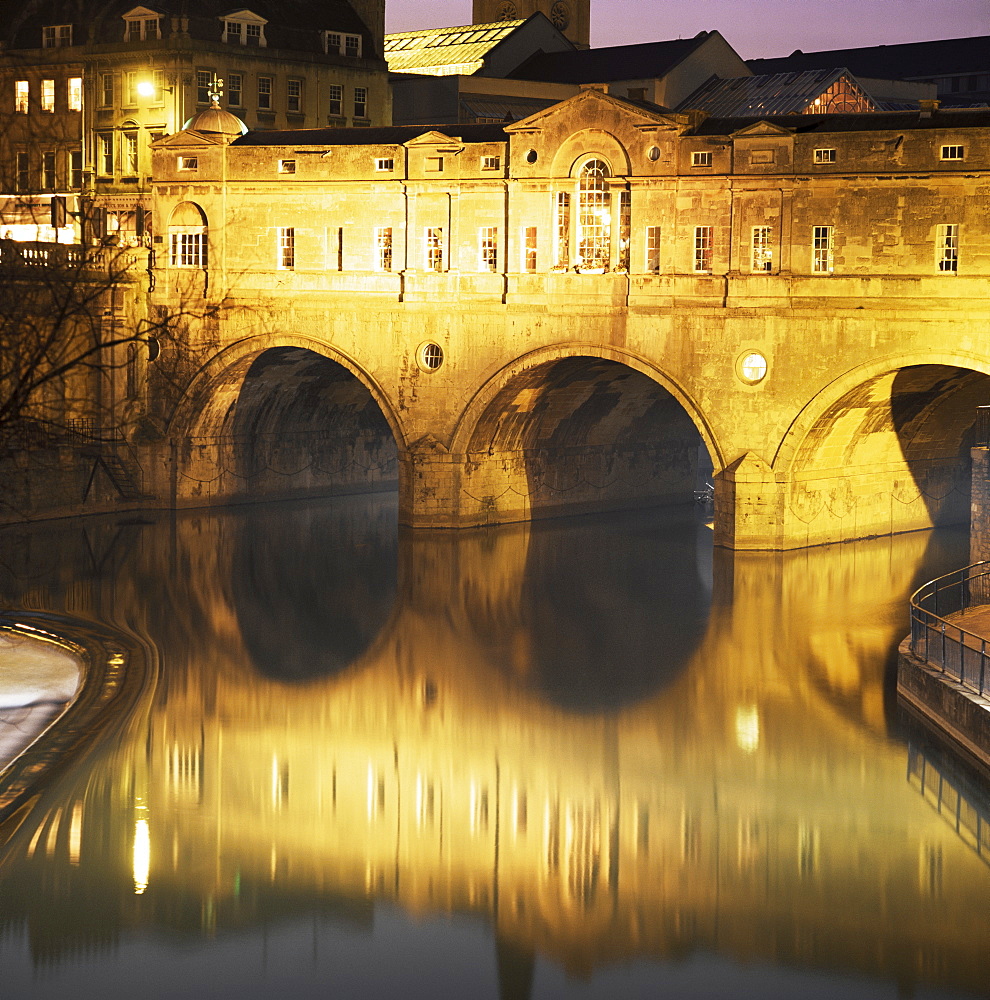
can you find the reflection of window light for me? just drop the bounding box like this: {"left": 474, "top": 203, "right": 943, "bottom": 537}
{"left": 735, "top": 704, "right": 760, "bottom": 752}
{"left": 133, "top": 817, "right": 150, "bottom": 894}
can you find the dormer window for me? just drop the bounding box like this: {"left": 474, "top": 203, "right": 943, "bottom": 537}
{"left": 322, "top": 30, "right": 362, "bottom": 56}
{"left": 221, "top": 10, "right": 267, "bottom": 46}
{"left": 123, "top": 8, "right": 162, "bottom": 41}
{"left": 43, "top": 24, "right": 73, "bottom": 47}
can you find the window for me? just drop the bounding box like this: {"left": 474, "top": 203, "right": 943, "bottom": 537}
{"left": 101, "top": 74, "right": 114, "bottom": 107}
{"left": 752, "top": 226, "right": 772, "bottom": 272}
{"left": 278, "top": 227, "right": 295, "bottom": 269}
{"left": 937, "top": 224, "right": 959, "bottom": 273}
{"left": 354, "top": 86, "right": 368, "bottom": 118}
{"left": 750, "top": 149, "right": 774, "bottom": 165}
{"left": 43, "top": 24, "right": 72, "bottom": 47}
{"left": 646, "top": 225, "right": 661, "bottom": 273}
{"left": 812, "top": 225, "right": 834, "bottom": 273}
{"left": 523, "top": 226, "right": 537, "bottom": 271}
{"left": 328, "top": 84, "right": 343, "bottom": 117}
{"left": 246, "top": 22, "right": 263, "bottom": 46}
{"left": 480, "top": 226, "right": 498, "bottom": 271}
{"left": 170, "top": 232, "right": 207, "bottom": 267}
{"left": 693, "top": 226, "right": 713, "bottom": 272}
{"left": 555, "top": 191, "right": 570, "bottom": 267}
{"left": 425, "top": 156, "right": 443, "bottom": 172}
{"left": 618, "top": 190, "right": 630, "bottom": 269}
{"left": 940, "top": 145, "right": 965, "bottom": 160}
{"left": 375, "top": 157, "right": 394, "bottom": 171}
{"left": 376, "top": 227, "right": 393, "bottom": 271}
{"left": 323, "top": 31, "right": 342, "bottom": 53}
{"left": 124, "top": 14, "right": 160, "bottom": 40}
{"left": 345, "top": 33, "right": 361, "bottom": 56}
{"left": 227, "top": 73, "right": 243, "bottom": 107}
{"left": 577, "top": 159, "right": 610, "bottom": 269}
{"left": 15, "top": 81, "right": 28, "bottom": 114}
{"left": 481, "top": 155, "right": 500, "bottom": 171}
{"left": 15, "top": 152, "right": 29, "bottom": 192}
{"left": 122, "top": 132, "right": 139, "bottom": 174}
{"left": 178, "top": 156, "right": 198, "bottom": 171}
{"left": 691, "top": 150, "right": 713, "bottom": 167}
{"left": 98, "top": 134, "right": 114, "bottom": 175}
{"left": 41, "top": 79, "right": 55, "bottom": 113}
{"left": 222, "top": 15, "right": 266, "bottom": 46}
{"left": 323, "top": 31, "right": 361, "bottom": 56}
{"left": 68, "top": 77, "right": 82, "bottom": 112}
{"left": 287, "top": 79, "right": 302, "bottom": 112}
{"left": 814, "top": 147, "right": 836, "bottom": 164}
{"left": 125, "top": 72, "right": 139, "bottom": 106}
{"left": 258, "top": 76, "right": 272, "bottom": 109}
{"left": 197, "top": 70, "right": 213, "bottom": 105}
{"left": 42, "top": 151, "right": 56, "bottom": 190}
{"left": 425, "top": 227, "right": 444, "bottom": 271}
{"left": 70, "top": 150, "right": 83, "bottom": 189}
{"left": 222, "top": 20, "right": 242, "bottom": 43}
{"left": 278, "top": 159, "right": 296, "bottom": 174}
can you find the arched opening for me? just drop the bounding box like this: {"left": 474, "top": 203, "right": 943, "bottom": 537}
{"left": 784, "top": 363, "right": 990, "bottom": 543}
{"left": 167, "top": 201, "right": 208, "bottom": 268}
{"left": 175, "top": 345, "right": 398, "bottom": 506}
{"left": 463, "top": 355, "right": 710, "bottom": 525}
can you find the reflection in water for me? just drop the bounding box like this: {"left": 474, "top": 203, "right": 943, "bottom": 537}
{"left": 0, "top": 497, "right": 988, "bottom": 999}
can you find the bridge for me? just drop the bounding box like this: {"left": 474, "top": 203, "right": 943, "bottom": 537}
{"left": 122, "top": 94, "right": 990, "bottom": 548}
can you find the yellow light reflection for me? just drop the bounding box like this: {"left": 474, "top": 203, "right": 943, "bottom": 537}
{"left": 735, "top": 704, "right": 760, "bottom": 754}
{"left": 133, "top": 818, "right": 150, "bottom": 894}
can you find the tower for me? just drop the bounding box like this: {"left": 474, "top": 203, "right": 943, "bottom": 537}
{"left": 473, "top": 0, "right": 590, "bottom": 48}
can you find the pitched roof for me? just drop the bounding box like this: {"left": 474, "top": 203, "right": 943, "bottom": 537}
{"left": 746, "top": 35, "right": 990, "bottom": 81}
{"left": 384, "top": 18, "right": 528, "bottom": 75}
{"left": 507, "top": 31, "right": 713, "bottom": 83}
{"left": 232, "top": 123, "right": 509, "bottom": 145}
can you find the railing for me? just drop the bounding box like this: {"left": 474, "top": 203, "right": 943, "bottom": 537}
{"left": 910, "top": 562, "right": 990, "bottom": 698}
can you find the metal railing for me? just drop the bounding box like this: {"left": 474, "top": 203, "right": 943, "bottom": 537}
{"left": 910, "top": 561, "right": 990, "bottom": 698}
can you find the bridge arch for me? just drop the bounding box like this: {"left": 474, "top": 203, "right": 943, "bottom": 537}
{"left": 166, "top": 334, "right": 404, "bottom": 507}
{"left": 770, "top": 352, "right": 990, "bottom": 544}
{"left": 447, "top": 345, "right": 721, "bottom": 525}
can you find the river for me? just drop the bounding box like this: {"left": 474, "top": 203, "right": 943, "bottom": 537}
{"left": 0, "top": 495, "right": 987, "bottom": 999}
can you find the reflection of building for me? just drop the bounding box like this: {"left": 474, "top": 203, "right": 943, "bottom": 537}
{"left": 0, "top": 0, "right": 390, "bottom": 244}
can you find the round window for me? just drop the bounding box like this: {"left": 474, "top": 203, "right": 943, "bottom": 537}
{"left": 738, "top": 351, "right": 768, "bottom": 385}
{"left": 647, "top": 145, "right": 661, "bottom": 162}
{"left": 418, "top": 342, "right": 444, "bottom": 372}
{"left": 525, "top": 149, "right": 538, "bottom": 164}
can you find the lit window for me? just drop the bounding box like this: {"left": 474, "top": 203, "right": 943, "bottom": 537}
{"left": 376, "top": 227, "right": 393, "bottom": 271}
{"left": 646, "top": 225, "right": 661, "bottom": 273}
{"left": 258, "top": 76, "right": 272, "bottom": 110}
{"left": 98, "top": 134, "right": 114, "bottom": 175}
{"left": 15, "top": 80, "right": 28, "bottom": 114}
{"left": 278, "top": 159, "right": 296, "bottom": 174}
{"left": 42, "top": 151, "right": 56, "bottom": 190}
{"left": 123, "top": 132, "right": 139, "bottom": 175}
{"left": 170, "top": 232, "right": 207, "bottom": 267}
{"left": 523, "top": 226, "right": 537, "bottom": 271}
{"left": 752, "top": 226, "right": 772, "bottom": 272}
{"left": 375, "top": 157, "right": 394, "bottom": 171}
{"left": 354, "top": 86, "right": 368, "bottom": 118}
{"left": 940, "top": 144, "right": 964, "bottom": 160}
{"left": 814, "top": 148, "right": 836, "bottom": 164}
{"left": 328, "top": 84, "right": 343, "bottom": 117}
{"left": 481, "top": 155, "right": 500, "bottom": 171}
{"left": 178, "top": 156, "right": 198, "bottom": 171}
{"left": 937, "top": 223, "right": 959, "bottom": 273}
{"left": 287, "top": 79, "right": 302, "bottom": 112}
{"left": 618, "top": 189, "right": 630, "bottom": 269}
{"left": 812, "top": 225, "right": 834, "bottom": 273}
{"left": 221, "top": 73, "right": 240, "bottom": 107}
{"left": 578, "top": 159, "right": 610, "bottom": 269}
{"left": 43, "top": 24, "right": 72, "bottom": 47}
{"left": 693, "top": 225, "right": 713, "bottom": 272}
{"left": 555, "top": 191, "right": 570, "bottom": 267}
{"left": 480, "top": 226, "right": 498, "bottom": 271}
{"left": 278, "top": 227, "right": 295, "bottom": 269}
{"left": 197, "top": 70, "right": 213, "bottom": 105}
{"left": 425, "top": 227, "right": 444, "bottom": 271}
{"left": 68, "top": 77, "right": 82, "bottom": 111}
{"left": 691, "top": 150, "right": 713, "bottom": 167}
{"left": 41, "top": 79, "right": 55, "bottom": 113}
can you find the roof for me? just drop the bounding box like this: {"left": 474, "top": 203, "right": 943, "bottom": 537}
{"left": 677, "top": 68, "right": 878, "bottom": 117}
{"left": 690, "top": 106, "right": 990, "bottom": 136}
{"left": 231, "top": 123, "right": 510, "bottom": 146}
{"left": 384, "top": 19, "right": 528, "bottom": 75}
{"left": 747, "top": 35, "right": 990, "bottom": 81}
{"left": 507, "top": 31, "right": 713, "bottom": 83}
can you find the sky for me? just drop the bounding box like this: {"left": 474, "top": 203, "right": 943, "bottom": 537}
{"left": 384, "top": 0, "right": 988, "bottom": 60}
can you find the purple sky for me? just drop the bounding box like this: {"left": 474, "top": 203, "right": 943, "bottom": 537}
{"left": 384, "top": 0, "right": 988, "bottom": 59}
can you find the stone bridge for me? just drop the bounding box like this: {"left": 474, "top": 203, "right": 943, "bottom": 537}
{"left": 141, "top": 92, "right": 990, "bottom": 549}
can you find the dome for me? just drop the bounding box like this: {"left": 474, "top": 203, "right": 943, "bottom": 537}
{"left": 182, "top": 100, "right": 248, "bottom": 138}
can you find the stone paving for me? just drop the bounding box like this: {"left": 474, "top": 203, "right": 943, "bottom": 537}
{"left": 0, "top": 631, "right": 81, "bottom": 772}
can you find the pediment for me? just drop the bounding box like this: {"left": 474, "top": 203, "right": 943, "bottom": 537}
{"left": 154, "top": 129, "right": 227, "bottom": 147}
{"left": 505, "top": 88, "right": 683, "bottom": 135}
{"left": 220, "top": 8, "right": 268, "bottom": 24}
{"left": 730, "top": 120, "right": 795, "bottom": 139}
{"left": 404, "top": 130, "right": 462, "bottom": 149}
{"left": 122, "top": 6, "right": 163, "bottom": 17}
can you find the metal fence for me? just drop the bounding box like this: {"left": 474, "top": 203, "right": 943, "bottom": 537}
{"left": 910, "top": 561, "right": 990, "bottom": 698}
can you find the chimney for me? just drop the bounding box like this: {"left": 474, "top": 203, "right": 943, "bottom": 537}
{"left": 918, "top": 98, "right": 940, "bottom": 118}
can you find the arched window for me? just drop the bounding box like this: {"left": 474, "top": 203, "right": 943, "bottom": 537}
{"left": 577, "top": 159, "right": 610, "bottom": 270}
{"left": 168, "top": 201, "right": 208, "bottom": 268}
